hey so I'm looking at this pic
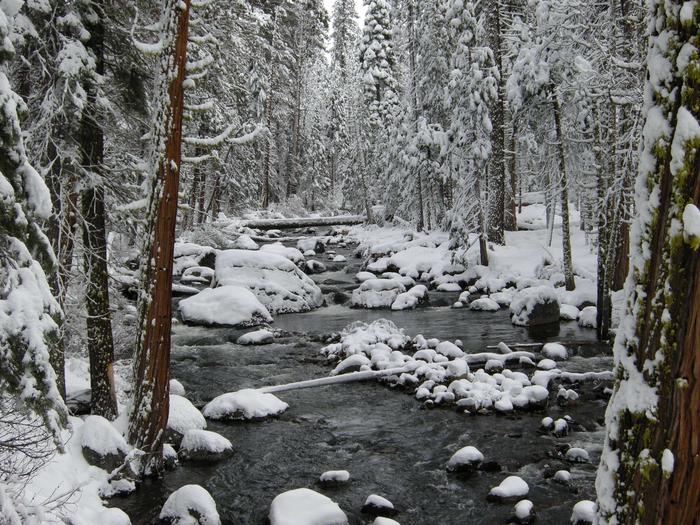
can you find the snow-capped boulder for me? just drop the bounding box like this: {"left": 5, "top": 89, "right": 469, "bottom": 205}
{"left": 203, "top": 389, "right": 288, "bottom": 421}
{"left": 565, "top": 447, "right": 590, "bottom": 463}
{"left": 167, "top": 395, "right": 206, "bottom": 444}
{"left": 179, "top": 286, "right": 272, "bottom": 327}
{"left": 170, "top": 378, "right": 186, "bottom": 397}
{"left": 233, "top": 234, "right": 259, "bottom": 250}
{"left": 269, "top": 488, "right": 348, "bottom": 525}
{"left": 537, "top": 358, "right": 557, "bottom": 370}
{"left": 178, "top": 429, "right": 233, "bottom": 462}
{"left": 391, "top": 284, "right": 428, "bottom": 310}
{"left": 542, "top": 342, "right": 568, "bottom": 360}
{"left": 488, "top": 476, "right": 529, "bottom": 501}
{"left": 513, "top": 500, "right": 534, "bottom": 524}
{"left": 297, "top": 237, "right": 325, "bottom": 254}
{"left": 319, "top": 470, "right": 350, "bottom": 485}
{"left": 237, "top": 329, "right": 274, "bottom": 345}
{"left": 470, "top": 297, "right": 500, "bottom": 311}
{"left": 509, "top": 286, "right": 560, "bottom": 326}
{"left": 553, "top": 470, "right": 571, "bottom": 484}
{"left": 159, "top": 484, "right": 221, "bottom": 525}
{"left": 578, "top": 306, "right": 597, "bottom": 328}
{"left": 215, "top": 250, "right": 323, "bottom": 314}
{"left": 331, "top": 354, "right": 372, "bottom": 375}
{"left": 80, "top": 415, "right": 130, "bottom": 471}
{"left": 436, "top": 282, "right": 461, "bottom": 292}
{"left": 362, "top": 494, "right": 397, "bottom": 516}
{"left": 446, "top": 446, "right": 484, "bottom": 473}
{"left": 571, "top": 500, "right": 596, "bottom": 524}
{"left": 560, "top": 304, "right": 580, "bottom": 321}
{"left": 302, "top": 260, "right": 327, "bottom": 274}
{"left": 356, "top": 271, "right": 376, "bottom": 282}
{"left": 435, "top": 341, "right": 465, "bottom": 358}
{"left": 173, "top": 242, "right": 217, "bottom": 276}
{"left": 163, "top": 443, "right": 179, "bottom": 470}
{"left": 371, "top": 518, "right": 400, "bottom": 525}
{"left": 181, "top": 266, "right": 215, "bottom": 285}
{"left": 333, "top": 255, "right": 347, "bottom": 263}
{"left": 260, "top": 242, "right": 305, "bottom": 263}
{"left": 351, "top": 279, "right": 406, "bottom": 309}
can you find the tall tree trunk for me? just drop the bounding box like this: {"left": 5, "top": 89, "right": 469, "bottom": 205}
{"left": 505, "top": 120, "right": 518, "bottom": 231}
{"left": 596, "top": 3, "right": 700, "bottom": 521}
{"left": 262, "top": 97, "right": 274, "bottom": 208}
{"left": 128, "top": 0, "right": 190, "bottom": 475}
{"left": 552, "top": 96, "right": 575, "bottom": 291}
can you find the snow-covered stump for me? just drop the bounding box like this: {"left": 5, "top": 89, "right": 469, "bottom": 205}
{"left": 269, "top": 488, "right": 348, "bottom": 525}
{"left": 509, "top": 286, "right": 560, "bottom": 326}
{"left": 178, "top": 429, "right": 233, "bottom": 462}
{"left": 159, "top": 484, "right": 221, "bottom": 525}
{"left": 178, "top": 286, "right": 272, "bottom": 327}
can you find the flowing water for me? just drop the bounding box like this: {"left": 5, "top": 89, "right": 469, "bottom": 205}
{"left": 113, "top": 234, "right": 611, "bottom": 525}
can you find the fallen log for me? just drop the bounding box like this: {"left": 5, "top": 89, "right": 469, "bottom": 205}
{"left": 240, "top": 215, "right": 365, "bottom": 230}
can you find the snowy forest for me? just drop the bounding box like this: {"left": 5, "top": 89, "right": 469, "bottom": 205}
{"left": 0, "top": 0, "right": 698, "bottom": 523}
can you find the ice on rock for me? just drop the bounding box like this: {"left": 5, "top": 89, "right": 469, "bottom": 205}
{"left": 509, "top": 286, "right": 560, "bottom": 326}
{"left": 159, "top": 484, "right": 221, "bottom": 525}
{"left": 215, "top": 250, "right": 322, "bottom": 314}
{"left": 203, "top": 389, "right": 288, "bottom": 420}
{"left": 446, "top": 446, "right": 484, "bottom": 472}
{"left": 234, "top": 234, "right": 259, "bottom": 250}
{"left": 168, "top": 395, "right": 207, "bottom": 438}
{"left": 577, "top": 306, "right": 597, "bottom": 328}
{"left": 179, "top": 429, "right": 233, "bottom": 462}
{"left": 179, "top": 286, "right": 272, "bottom": 327}
{"left": 269, "top": 488, "right": 348, "bottom": 525}
{"left": 260, "top": 242, "right": 305, "bottom": 263}
{"left": 469, "top": 297, "right": 500, "bottom": 311}
{"left": 570, "top": 500, "right": 596, "bottom": 524}
{"left": 170, "top": 378, "right": 186, "bottom": 397}
{"left": 565, "top": 447, "right": 590, "bottom": 462}
{"left": 488, "top": 476, "right": 529, "bottom": 500}
{"left": 319, "top": 470, "right": 350, "bottom": 483}
{"left": 362, "top": 494, "right": 396, "bottom": 515}
{"left": 351, "top": 279, "right": 406, "bottom": 309}
{"left": 542, "top": 343, "right": 568, "bottom": 360}
{"left": 559, "top": 304, "right": 580, "bottom": 321}
{"left": 553, "top": 470, "right": 571, "bottom": 484}
{"left": 237, "top": 329, "right": 274, "bottom": 345}
{"left": 514, "top": 500, "right": 534, "bottom": 522}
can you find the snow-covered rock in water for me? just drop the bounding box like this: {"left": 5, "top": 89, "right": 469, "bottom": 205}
{"left": 371, "top": 518, "right": 400, "bottom": 525}
{"left": 181, "top": 266, "right": 215, "bottom": 284}
{"left": 560, "top": 304, "right": 580, "bottom": 321}
{"left": 179, "top": 429, "right": 233, "bottom": 462}
{"left": 234, "top": 234, "right": 259, "bottom": 250}
{"left": 332, "top": 255, "right": 346, "bottom": 262}
{"left": 303, "top": 260, "right": 327, "bottom": 274}
{"left": 565, "top": 447, "right": 590, "bottom": 462}
{"left": 356, "top": 271, "right": 376, "bottom": 282}
{"left": 470, "top": 297, "right": 500, "bottom": 311}
{"left": 319, "top": 470, "right": 350, "bottom": 484}
{"left": 435, "top": 341, "right": 465, "bottom": 358}
{"left": 578, "top": 306, "right": 597, "bottom": 328}
{"left": 173, "top": 242, "right": 216, "bottom": 276}
{"left": 446, "top": 446, "right": 484, "bottom": 472}
{"left": 179, "top": 286, "right": 272, "bottom": 327}
{"left": 80, "top": 415, "right": 129, "bottom": 471}
{"left": 362, "top": 494, "right": 396, "bottom": 516}
{"left": 541, "top": 417, "right": 554, "bottom": 430}
{"left": 168, "top": 395, "right": 206, "bottom": 443}
{"left": 331, "top": 354, "right": 372, "bottom": 375}
{"left": 164, "top": 443, "right": 179, "bottom": 470}
{"left": 542, "top": 343, "right": 568, "bottom": 360}
{"left": 512, "top": 385, "right": 549, "bottom": 410}
{"left": 203, "top": 389, "right": 288, "bottom": 420}
{"left": 552, "top": 418, "right": 569, "bottom": 437}
{"left": 509, "top": 286, "right": 560, "bottom": 326}
{"left": 537, "top": 358, "right": 557, "bottom": 370}
{"left": 436, "top": 282, "right": 461, "bottom": 292}
{"left": 488, "top": 476, "right": 529, "bottom": 501}
{"left": 490, "top": 290, "right": 514, "bottom": 306}
{"left": 571, "top": 500, "right": 596, "bottom": 524}
{"left": 159, "top": 484, "right": 221, "bottom": 525}
{"left": 237, "top": 329, "right": 274, "bottom": 345}
{"left": 513, "top": 500, "right": 534, "bottom": 524}
{"left": 297, "top": 237, "right": 325, "bottom": 254}
{"left": 391, "top": 284, "right": 428, "bottom": 310}
{"left": 260, "top": 242, "right": 304, "bottom": 263}
{"left": 553, "top": 470, "right": 571, "bottom": 484}
{"left": 269, "top": 488, "right": 348, "bottom": 525}
{"left": 215, "top": 250, "right": 322, "bottom": 314}
{"left": 170, "top": 378, "right": 186, "bottom": 397}
{"left": 351, "top": 279, "right": 406, "bottom": 309}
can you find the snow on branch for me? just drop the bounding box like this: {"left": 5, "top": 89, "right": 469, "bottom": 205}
{"left": 130, "top": 8, "right": 164, "bottom": 56}
{"left": 184, "top": 123, "right": 265, "bottom": 148}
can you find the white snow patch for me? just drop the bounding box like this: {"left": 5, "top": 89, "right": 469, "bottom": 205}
{"left": 179, "top": 286, "right": 272, "bottom": 327}
{"left": 489, "top": 476, "right": 529, "bottom": 499}
{"left": 319, "top": 470, "right": 350, "bottom": 483}
{"left": 269, "top": 488, "right": 348, "bottom": 525}
{"left": 159, "top": 484, "right": 221, "bottom": 525}
{"left": 168, "top": 395, "right": 206, "bottom": 435}
{"left": 237, "top": 329, "right": 274, "bottom": 345}
{"left": 203, "top": 389, "right": 289, "bottom": 420}
{"left": 570, "top": 500, "right": 596, "bottom": 523}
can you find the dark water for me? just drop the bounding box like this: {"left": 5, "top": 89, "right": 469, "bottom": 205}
{"left": 113, "top": 238, "right": 611, "bottom": 525}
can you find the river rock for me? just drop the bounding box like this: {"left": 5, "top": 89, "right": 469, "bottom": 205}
{"left": 319, "top": 470, "right": 350, "bottom": 485}
{"left": 203, "top": 389, "right": 289, "bottom": 421}
{"left": 446, "top": 446, "right": 484, "bottom": 473}
{"left": 179, "top": 286, "right": 272, "bottom": 327}
{"left": 159, "top": 484, "right": 221, "bottom": 525}
{"left": 351, "top": 279, "right": 406, "bottom": 309}
{"left": 509, "top": 286, "right": 560, "bottom": 326}
{"left": 488, "top": 476, "right": 529, "bottom": 502}
{"left": 167, "top": 395, "right": 207, "bottom": 446}
{"left": 512, "top": 499, "right": 535, "bottom": 524}
{"left": 178, "top": 429, "right": 233, "bottom": 462}
{"left": 269, "top": 488, "right": 348, "bottom": 525}
{"left": 362, "top": 494, "right": 397, "bottom": 517}
{"left": 80, "top": 415, "right": 129, "bottom": 472}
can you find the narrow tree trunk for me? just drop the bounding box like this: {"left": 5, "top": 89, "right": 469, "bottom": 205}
{"left": 595, "top": 102, "right": 613, "bottom": 339}
{"left": 128, "top": 0, "right": 190, "bottom": 475}
{"left": 505, "top": 120, "right": 518, "bottom": 231}
{"left": 262, "top": 97, "right": 274, "bottom": 209}
{"left": 552, "top": 96, "right": 575, "bottom": 291}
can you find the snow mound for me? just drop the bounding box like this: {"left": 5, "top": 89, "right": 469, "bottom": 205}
{"left": 168, "top": 395, "right": 206, "bottom": 436}
{"left": 215, "top": 250, "right": 322, "bottom": 314}
{"left": 391, "top": 284, "right": 428, "bottom": 310}
{"left": 179, "top": 286, "right": 272, "bottom": 327}
{"left": 179, "top": 429, "right": 233, "bottom": 462}
{"left": 560, "top": 304, "right": 580, "bottom": 321}
{"left": 362, "top": 494, "right": 396, "bottom": 515}
{"left": 571, "top": 500, "right": 596, "bottom": 524}
{"left": 356, "top": 271, "right": 375, "bottom": 282}
{"left": 447, "top": 446, "right": 484, "bottom": 472}
{"left": 514, "top": 500, "right": 534, "bottom": 521}
{"left": 489, "top": 476, "right": 529, "bottom": 500}
{"left": 470, "top": 297, "right": 500, "bottom": 311}
{"left": 437, "top": 282, "right": 461, "bottom": 292}
{"left": 234, "top": 234, "right": 259, "bottom": 250}
{"left": 351, "top": 279, "right": 406, "bottom": 309}
{"left": 260, "top": 242, "right": 304, "bottom": 263}
{"left": 509, "top": 286, "right": 560, "bottom": 326}
{"left": 269, "top": 488, "right": 348, "bottom": 525}
{"left": 319, "top": 470, "right": 350, "bottom": 483}
{"left": 170, "top": 378, "right": 186, "bottom": 396}
{"left": 203, "top": 389, "right": 289, "bottom": 420}
{"left": 173, "top": 242, "right": 216, "bottom": 276}
{"left": 565, "top": 447, "right": 590, "bottom": 462}
{"left": 80, "top": 415, "right": 129, "bottom": 458}
{"left": 554, "top": 470, "right": 571, "bottom": 483}
{"left": 578, "top": 306, "right": 597, "bottom": 328}
{"left": 159, "top": 484, "right": 221, "bottom": 525}
{"left": 542, "top": 343, "right": 568, "bottom": 359}
{"left": 333, "top": 255, "right": 346, "bottom": 262}
{"left": 237, "top": 329, "right": 274, "bottom": 345}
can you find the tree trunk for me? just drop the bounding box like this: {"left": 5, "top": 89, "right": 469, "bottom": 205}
{"left": 262, "top": 97, "right": 274, "bottom": 209}
{"left": 552, "top": 96, "right": 575, "bottom": 291}
{"left": 596, "top": 4, "right": 700, "bottom": 521}
{"left": 128, "top": 0, "right": 190, "bottom": 475}
{"left": 505, "top": 120, "right": 518, "bottom": 231}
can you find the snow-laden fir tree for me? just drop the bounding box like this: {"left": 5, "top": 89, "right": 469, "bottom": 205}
{"left": 444, "top": 0, "right": 498, "bottom": 266}
{"left": 595, "top": 1, "right": 700, "bottom": 521}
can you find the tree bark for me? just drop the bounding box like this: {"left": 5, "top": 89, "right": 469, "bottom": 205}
{"left": 505, "top": 120, "right": 518, "bottom": 231}
{"left": 128, "top": 0, "right": 190, "bottom": 475}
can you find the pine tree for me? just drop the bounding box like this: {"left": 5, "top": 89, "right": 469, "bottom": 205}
{"left": 596, "top": 1, "right": 700, "bottom": 521}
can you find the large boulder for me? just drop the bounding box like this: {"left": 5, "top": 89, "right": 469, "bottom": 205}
{"left": 167, "top": 395, "right": 207, "bottom": 446}
{"left": 80, "top": 415, "right": 130, "bottom": 472}
{"left": 159, "top": 484, "right": 221, "bottom": 525}
{"left": 179, "top": 286, "right": 272, "bottom": 327}
{"left": 269, "top": 488, "right": 348, "bottom": 525}
{"left": 173, "top": 242, "right": 217, "bottom": 276}
{"left": 509, "top": 286, "right": 560, "bottom": 326}
{"left": 178, "top": 429, "right": 233, "bottom": 462}
{"left": 203, "top": 389, "right": 289, "bottom": 421}
{"left": 351, "top": 279, "right": 405, "bottom": 309}
{"left": 215, "top": 250, "right": 322, "bottom": 314}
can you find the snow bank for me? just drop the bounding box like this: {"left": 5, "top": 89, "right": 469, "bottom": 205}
{"left": 216, "top": 250, "right": 322, "bottom": 314}
{"left": 269, "top": 488, "right": 348, "bottom": 525}
{"left": 203, "top": 389, "right": 289, "bottom": 420}
{"left": 159, "top": 484, "right": 221, "bottom": 525}
{"left": 179, "top": 286, "right": 272, "bottom": 327}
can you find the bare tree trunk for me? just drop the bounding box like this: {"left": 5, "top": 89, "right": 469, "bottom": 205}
{"left": 505, "top": 120, "right": 518, "bottom": 231}
{"left": 552, "top": 96, "right": 575, "bottom": 291}
{"left": 262, "top": 97, "right": 274, "bottom": 209}
{"left": 128, "top": 0, "right": 190, "bottom": 475}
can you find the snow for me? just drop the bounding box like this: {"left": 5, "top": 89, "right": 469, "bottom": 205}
{"left": 331, "top": 354, "right": 372, "bottom": 375}
{"left": 170, "top": 379, "right": 186, "bottom": 396}
{"left": 215, "top": 250, "right": 323, "bottom": 314}
{"left": 319, "top": 470, "right": 350, "bottom": 483}
{"left": 559, "top": 304, "right": 580, "bottom": 320}
{"left": 683, "top": 203, "right": 700, "bottom": 242}
{"left": 437, "top": 282, "right": 461, "bottom": 292}
{"left": 554, "top": 470, "right": 571, "bottom": 483}
{"left": 333, "top": 254, "right": 346, "bottom": 262}
{"left": 356, "top": 271, "right": 375, "bottom": 282}
{"left": 168, "top": 394, "right": 207, "bottom": 435}
{"left": 391, "top": 284, "right": 428, "bottom": 310}
{"left": 364, "top": 494, "right": 394, "bottom": 510}
{"left": 203, "top": 389, "right": 289, "bottom": 420}
{"left": 537, "top": 358, "right": 557, "bottom": 370}
{"left": 351, "top": 279, "right": 406, "bottom": 308}
{"left": 469, "top": 297, "right": 500, "bottom": 311}
{"left": 509, "top": 285, "right": 559, "bottom": 325}
{"left": 80, "top": 415, "right": 129, "bottom": 457}
{"left": 542, "top": 343, "right": 568, "bottom": 359}
{"left": 577, "top": 306, "right": 597, "bottom": 328}
{"left": 570, "top": 500, "right": 596, "bottom": 523}
{"left": 159, "top": 484, "right": 221, "bottom": 525}
{"left": 237, "top": 329, "right": 274, "bottom": 345}
{"left": 489, "top": 476, "right": 529, "bottom": 499}
{"left": 179, "top": 286, "right": 272, "bottom": 327}
{"left": 233, "top": 234, "right": 259, "bottom": 250}
{"left": 514, "top": 500, "right": 533, "bottom": 520}
{"left": 371, "top": 519, "right": 400, "bottom": 525}
{"left": 173, "top": 242, "right": 216, "bottom": 276}
{"left": 260, "top": 242, "right": 305, "bottom": 263}
{"left": 662, "top": 448, "right": 674, "bottom": 474}
{"left": 179, "top": 429, "right": 233, "bottom": 456}
{"left": 269, "top": 488, "right": 348, "bottom": 525}
{"left": 565, "top": 447, "right": 590, "bottom": 462}
{"left": 447, "top": 446, "right": 484, "bottom": 470}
